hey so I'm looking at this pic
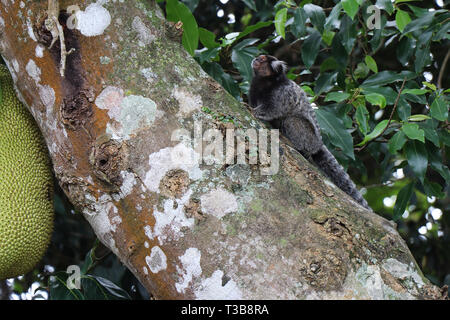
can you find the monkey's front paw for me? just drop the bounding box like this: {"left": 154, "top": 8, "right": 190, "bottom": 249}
{"left": 252, "top": 106, "right": 271, "bottom": 121}
{"left": 254, "top": 112, "right": 273, "bottom": 121}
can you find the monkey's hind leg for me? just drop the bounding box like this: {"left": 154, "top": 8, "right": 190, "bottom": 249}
{"left": 281, "top": 116, "right": 322, "bottom": 159}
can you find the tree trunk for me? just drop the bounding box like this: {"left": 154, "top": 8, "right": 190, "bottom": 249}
{"left": 0, "top": 0, "right": 445, "bottom": 299}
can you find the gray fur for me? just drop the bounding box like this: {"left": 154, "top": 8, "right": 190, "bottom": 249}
{"left": 250, "top": 55, "right": 370, "bottom": 209}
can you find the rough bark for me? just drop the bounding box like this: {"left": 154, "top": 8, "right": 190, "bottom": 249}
{"left": 0, "top": 0, "right": 445, "bottom": 299}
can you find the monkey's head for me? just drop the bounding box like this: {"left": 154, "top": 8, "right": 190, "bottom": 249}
{"left": 251, "top": 55, "right": 287, "bottom": 78}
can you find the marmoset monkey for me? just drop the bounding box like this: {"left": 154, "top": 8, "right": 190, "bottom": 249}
{"left": 249, "top": 55, "right": 369, "bottom": 209}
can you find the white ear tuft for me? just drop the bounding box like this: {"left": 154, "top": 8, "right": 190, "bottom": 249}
{"left": 270, "top": 60, "right": 287, "bottom": 74}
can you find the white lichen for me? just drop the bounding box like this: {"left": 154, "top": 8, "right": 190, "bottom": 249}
{"left": 119, "top": 171, "right": 136, "bottom": 198}
{"left": 12, "top": 59, "right": 19, "bottom": 73}
{"left": 132, "top": 16, "right": 156, "bottom": 46}
{"left": 25, "top": 59, "right": 41, "bottom": 83}
{"left": 143, "top": 143, "right": 203, "bottom": 193}
{"left": 35, "top": 44, "right": 44, "bottom": 58}
{"left": 140, "top": 68, "right": 157, "bottom": 82}
{"left": 382, "top": 258, "right": 424, "bottom": 288}
{"left": 200, "top": 187, "right": 238, "bottom": 219}
{"left": 95, "top": 86, "right": 123, "bottom": 119}
{"left": 76, "top": 2, "right": 111, "bottom": 37}
{"left": 195, "top": 270, "right": 243, "bottom": 300}
{"left": 145, "top": 246, "right": 167, "bottom": 274}
{"left": 144, "top": 190, "right": 195, "bottom": 245}
{"left": 26, "top": 17, "right": 37, "bottom": 42}
{"left": 172, "top": 87, "right": 203, "bottom": 117}
{"left": 82, "top": 193, "right": 120, "bottom": 255}
{"left": 143, "top": 266, "right": 148, "bottom": 275}
{"left": 38, "top": 84, "right": 55, "bottom": 109}
{"left": 95, "top": 87, "right": 159, "bottom": 140}
{"left": 175, "top": 248, "right": 202, "bottom": 293}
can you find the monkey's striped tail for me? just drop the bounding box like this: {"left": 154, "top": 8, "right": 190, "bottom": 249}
{"left": 312, "top": 147, "right": 370, "bottom": 210}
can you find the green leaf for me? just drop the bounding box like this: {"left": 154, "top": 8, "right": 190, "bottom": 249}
{"left": 423, "top": 129, "right": 440, "bottom": 147}
{"left": 433, "top": 21, "right": 450, "bottom": 41}
{"left": 405, "top": 140, "right": 428, "bottom": 183}
{"left": 407, "top": 4, "right": 429, "bottom": 17}
{"left": 292, "top": 7, "right": 307, "bottom": 37}
{"left": 396, "top": 37, "right": 414, "bottom": 66}
{"left": 49, "top": 272, "right": 85, "bottom": 300}
{"left": 303, "top": 3, "right": 326, "bottom": 34}
{"left": 408, "top": 114, "right": 431, "bottom": 122}
{"left": 375, "top": 0, "right": 394, "bottom": 15}
{"left": 388, "top": 131, "right": 407, "bottom": 154}
{"left": 81, "top": 249, "right": 95, "bottom": 274}
{"left": 274, "top": 8, "right": 288, "bottom": 39}
{"left": 414, "top": 46, "right": 430, "bottom": 74}
{"left": 403, "top": 91, "right": 427, "bottom": 104}
{"left": 403, "top": 11, "right": 437, "bottom": 34}
{"left": 325, "top": 3, "right": 342, "bottom": 30}
{"left": 339, "top": 15, "right": 357, "bottom": 54}
{"left": 393, "top": 182, "right": 415, "bottom": 220}
{"left": 236, "top": 21, "right": 273, "bottom": 41}
{"left": 221, "top": 32, "right": 240, "bottom": 46}
{"left": 198, "top": 27, "right": 219, "bottom": 48}
{"left": 438, "top": 128, "right": 450, "bottom": 146}
{"left": 423, "top": 180, "right": 445, "bottom": 199}
{"left": 418, "top": 120, "right": 439, "bottom": 147}
{"left": 320, "top": 57, "right": 339, "bottom": 72}
{"left": 202, "top": 62, "right": 240, "bottom": 99}
{"left": 365, "top": 93, "right": 386, "bottom": 108}
{"left": 331, "top": 33, "right": 348, "bottom": 67}
{"left": 395, "top": 9, "right": 411, "bottom": 32}
{"left": 364, "top": 56, "right": 378, "bottom": 73}
{"left": 342, "top": 0, "right": 359, "bottom": 20}
{"left": 397, "top": 97, "right": 411, "bottom": 120}
{"left": 361, "top": 71, "right": 416, "bottom": 88}
{"left": 233, "top": 38, "right": 259, "bottom": 50}
{"left": 301, "top": 29, "right": 322, "bottom": 69}
{"left": 430, "top": 97, "right": 449, "bottom": 121}
{"left": 422, "top": 81, "right": 437, "bottom": 91}
{"left": 231, "top": 45, "right": 259, "bottom": 82}
{"left": 81, "top": 276, "right": 131, "bottom": 300}
{"left": 401, "top": 123, "right": 425, "bottom": 143}
{"left": 355, "top": 104, "right": 370, "bottom": 135}
{"left": 325, "top": 91, "right": 350, "bottom": 103}
{"left": 315, "top": 108, "right": 355, "bottom": 160}
{"left": 242, "top": 0, "right": 257, "bottom": 11}
{"left": 182, "top": 0, "right": 199, "bottom": 11}
{"left": 321, "top": 29, "right": 335, "bottom": 46}
{"left": 314, "top": 72, "right": 337, "bottom": 96}
{"left": 357, "top": 119, "right": 389, "bottom": 146}
{"left": 428, "top": 145, "right": 450, "bottom": 181}
{"left": 401, "top": 88, "right": 429, "bottom": 95}
{"left": 301, "top": 85, "right": 314, "bottom": 96}
{"left": 362, "top": 86, "right": 397, "bottom": 105}
{"left": 354, "top": 62, "right": 370, "bottom": 79}
{"left": 196, "top": 47, "right": 221, "bottom": 64}
{"left": 166, "top": 0, "right": 199, "bottom": 56}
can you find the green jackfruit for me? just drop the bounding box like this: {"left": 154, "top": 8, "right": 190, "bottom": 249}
{"left": 0, "top": 64, "right": 53, "bottom": 280}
